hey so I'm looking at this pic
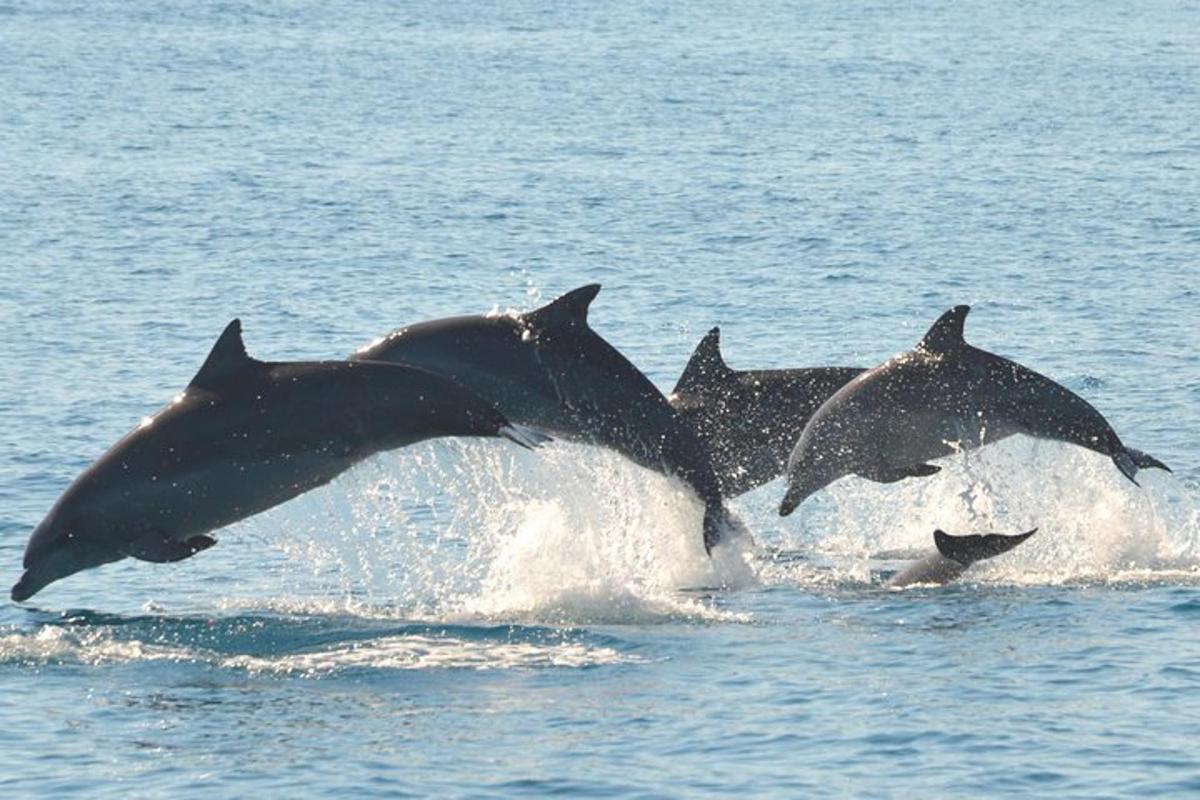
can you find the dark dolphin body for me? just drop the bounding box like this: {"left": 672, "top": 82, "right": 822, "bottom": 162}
{"left": 667, "top": 327, "right": 862, "bottom": 496}
{"left": 888, "top": 528, "right": 1037, "bottom": 588}
{"left": 352, "top": 285, "right": 734, "bottom": 551}
{"left": 13, "top": 320, "right": 541, "bottom": 601}
{"left": 781, "top": 305, "right": 1170, "bottom": 515}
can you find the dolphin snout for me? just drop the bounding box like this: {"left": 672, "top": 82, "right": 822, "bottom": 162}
{"left": 11, "top": 571, "right": 39, "bottom": 603}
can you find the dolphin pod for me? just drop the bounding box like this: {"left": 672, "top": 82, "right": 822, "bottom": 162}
{"left": 780, "top": 305, "right": 1170, "bottom": 516}
{"left": 11, "top": 289, "right": 1173, "bottom": 600}
{"left": 11, "top": 320, "right": 545, "bottom": 601}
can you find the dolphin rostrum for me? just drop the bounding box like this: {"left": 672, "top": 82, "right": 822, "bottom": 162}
{"left": 667, "top": 327, "right": 863, "bottom": 496}
{"left": 352, "top": 285, "right": 735, "bottom": 552}
{"left": 781, "top": 305, "right": 1170, "bottom": 515}
{"left": 888, "top": 528, "right": 1037, "bottom": 588}
{"left": 12, "top": 320, "right": 544, "bottom": 601}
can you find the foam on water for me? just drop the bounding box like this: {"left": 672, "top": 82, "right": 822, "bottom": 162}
{"left": 250, "top": 440, "right": 758, "bottom": 626}
{"left": 0, "top": 619, "right": 638, "bottom": 675}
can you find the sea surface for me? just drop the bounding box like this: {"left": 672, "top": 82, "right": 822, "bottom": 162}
{"left": 2, "top": 1, "right": 1198, "bottom": 796}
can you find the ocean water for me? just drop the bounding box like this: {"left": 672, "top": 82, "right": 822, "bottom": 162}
{"left": 2, "top": 0, "right": 1199, "bottom": 796}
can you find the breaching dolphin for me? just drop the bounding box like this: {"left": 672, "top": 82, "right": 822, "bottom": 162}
{"left": 667, "top": 327, "right": 863, "bottom": 496}
{"left": 12, "top": 320, "right": 543, "bottom": 601}
{"left": 781, "top": 305, "right": 1170, "bottom": 515}
{"left": 352, "top": 284, "right": 734, "bottom": 551}
{"left": 887, "top": 528, "right": 1037, "bottom": 588}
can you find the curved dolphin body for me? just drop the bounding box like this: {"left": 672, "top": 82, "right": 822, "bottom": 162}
{"left": 352, "top": 285, "right": 733, "bottom": 551}
{"left": 781, "top": 306, "right": 1170, "bottom": 515}
{"left": 667, "top": 327, "right": 863, "bottom": 496}
{"left": 888, "top": 528, "right": 1037, "bottom": 588}
{"left": 13, "top": 320, "right": 541, "bottom": 601}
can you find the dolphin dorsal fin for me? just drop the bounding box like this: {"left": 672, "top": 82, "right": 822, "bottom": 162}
{"left": 523, "top": 284, "right": 601, "bottom": 331}
{"left": 672, "top": 328, "right": 731, "bottom": 397}
{"left": 188, "top": 319, "right": 259, "bottom": 391}
{"left": 919, "top": 305, "right": 971, "bottom": 352}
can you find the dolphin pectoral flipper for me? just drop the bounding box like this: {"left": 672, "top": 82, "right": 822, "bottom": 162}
{"left": 860, "top": 463, "right": 942, "bottom": 484}
{"left": 933, "top": 528, "right": 1037, "bottom": 566}
{"left": 129, "top": 534, "right": 217, "bottom": 563}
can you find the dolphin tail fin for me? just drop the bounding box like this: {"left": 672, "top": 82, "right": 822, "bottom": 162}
{"left": 1111, "top": 450, "right": 1140, "bottom": 486}
{"left": 702, "top": 503, "right": 744, "bottom": 554}
{"left": 778, "top": 485, "right": 801, "bottom": 517}
{"left": 499, "top": 424, "right": 553, "bottom": 450}
{"left": 1126, "top": 447, "right": 1170, "bottom": 474}
{"left": 933, "top": 528, "right": 1037, "bottom": 567}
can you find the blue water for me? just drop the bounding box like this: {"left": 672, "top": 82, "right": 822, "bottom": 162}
{"left": 2, "top": 0, "right": 1199, "bottom": 796}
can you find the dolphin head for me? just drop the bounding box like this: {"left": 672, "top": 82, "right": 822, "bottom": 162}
{"left": 11, "top": 495, "right": 123, "bottom": 602}
{"left": 779, "top": 449, "right": 846, "bottom": 516}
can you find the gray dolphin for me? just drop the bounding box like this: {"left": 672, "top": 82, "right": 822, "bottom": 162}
{"left": 12, "top": 320, "right": 543, "bottom": 602}
{"left": 781, "top": 305, "right": 1170, "bottom": 515}
{"left": 667, "top": 327, "right": 863, "bottom": 496}
{"left": 351, "top": 285, "right": 734, "bottom": 551}
{"left": 887, "top": 528, "right": 1037, "bottom": 588}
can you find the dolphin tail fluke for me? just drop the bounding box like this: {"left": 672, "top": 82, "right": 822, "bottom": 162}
{"left": 933, "top": 528, "right": 1037, "bottom": 567}
{"left": 702, "top": 503, "right": 745, "bottom": 554}
{"left": 1126, "top": 447, "right": 1171, "bottom": 474}
{"left": 778, "top": 487, "right": 801, "bottom": 517}
{"left": 499, "top": 424, "right": 553, "bottom": 450}
{"left": 1111, "top": 450, "right": 1140, "bottom": 486}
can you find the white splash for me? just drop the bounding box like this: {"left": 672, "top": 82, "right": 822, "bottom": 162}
{"left": 783, "top": 436, "right": 1199, "bottom": 587}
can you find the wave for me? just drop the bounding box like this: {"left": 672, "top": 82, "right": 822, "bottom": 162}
{"left": 0, "top": 611, "right": 641, "bottom": 675}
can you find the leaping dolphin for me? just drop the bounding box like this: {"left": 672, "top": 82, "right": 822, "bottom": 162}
{"left": 888, "top": 528, "right": 1037, "bottom": 588}
{"left": 352, "top": 285, "right": 735, "bottom": 552}
{"left": 12, "top": 320, "right": 543, "bottom": 601}
{"left": 667, "top": 327, "right": 863, "bottom": 496}
{"left": 781, "top": 305, "right": 1170, "bottom": 515}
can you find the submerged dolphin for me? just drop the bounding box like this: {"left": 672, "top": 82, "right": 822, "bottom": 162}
{"left": 781, "top": 305, "right": 1170, "bottom": 515}
{"left": 667, "top": 327, "right": 863, "bottom": 496}
{"left": 12, "top": 320, "right": 542, "bottom": 601}
{"left": 888, "top": 528, "right": 1037, "bottom": 588}
{"left": 352, "top": 284, "right": 734, "bottom": 551}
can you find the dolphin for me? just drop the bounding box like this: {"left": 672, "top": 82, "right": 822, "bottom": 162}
{"left": 667, "top": 327, "right": 863, "bottom": 496}
{"left": 12, "top": 320, "right": 544, "bottom": 601}
{"left": 780, "top": 305, "right": 1170, "bottom": 515}
{"left": 887, "top": 528, "right": 1037, "bottom": 588}
{"left": 351, "top": 284, "right": 734, "bottom": 551}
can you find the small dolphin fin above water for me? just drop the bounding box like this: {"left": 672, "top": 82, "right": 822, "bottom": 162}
{"left": 521, "top": 283, "right": 601, "bottom": 331}
{"left": 918, "top": 305, "right": 970, "bottom": 353}
{"left": 933, "top": 527, "right": 1037, "bottom": 566}
{"left": 189, "top": 318, "right": 265, "bottom": 392}
{"left": 672, "top": 327, "right": 733, "bottom": 398}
